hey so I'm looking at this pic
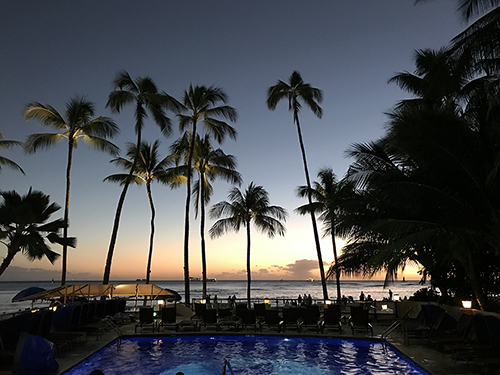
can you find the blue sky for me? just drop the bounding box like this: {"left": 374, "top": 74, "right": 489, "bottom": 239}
{"left": 0, "top": 1, "right": 466, "bottom": 282}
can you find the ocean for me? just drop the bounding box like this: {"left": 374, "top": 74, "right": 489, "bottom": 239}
{"left": 0, "top": 279, "right": 426, "bottom": 315}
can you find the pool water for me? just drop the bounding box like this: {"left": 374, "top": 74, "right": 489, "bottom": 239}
{"left": 63, "top": 335, "right": 430, "bottom": 375}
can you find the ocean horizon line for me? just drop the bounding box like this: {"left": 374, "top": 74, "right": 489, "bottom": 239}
{"left": 0, "top": 278, "right": 418, "bottom": 283}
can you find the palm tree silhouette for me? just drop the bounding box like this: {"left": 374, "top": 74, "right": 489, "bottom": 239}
{"left": 103, "top": 71, "right": 175, "bottom": 284}
{"left": 416, "top": 0, "right": 499, "bottom": 20}
{"left": 24, "top": 97, "right": 118, "bottom": 285}
{"left": 104, "top": 140, "right": 174, "bottom": 284}
{"left": 0, "top": 189, "right": 76, "bottom": 277}
{"left": 0, "top": 132, "right": 24, "bottom": 175}
{"left": 172, "top": 134, "right": 242, "bottom": 298}
{"left": 296, "top": 168, "right": 357, "bottom": 303}
{"left": 267, "top": 71, "right": 328, "bottom": 300}
{"left": 210, "top": 182, "right": 287, "bottom": 307}
{"left": 177, "top": 85, "right": 237, "bottom": 304}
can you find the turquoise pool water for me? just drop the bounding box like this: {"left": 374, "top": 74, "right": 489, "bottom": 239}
{"left": 63, "top": 335, "right": 430, "bottom": 375}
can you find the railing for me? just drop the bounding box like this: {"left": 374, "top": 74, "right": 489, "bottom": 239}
{"left": 192, "top": 297, "right": 341, "bottom": 309}
{"left": 222, "top": 358, "right": 235, "bottom": 375}
{"left": 380, "top": 320, "right": 400, "bottom": 352}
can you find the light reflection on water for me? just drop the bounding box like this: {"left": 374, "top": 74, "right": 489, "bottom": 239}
{"left": 63, "top": 336, "right": 430, "bottom": 375}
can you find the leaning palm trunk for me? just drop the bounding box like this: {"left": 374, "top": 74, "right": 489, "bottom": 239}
{"left": 0, "top": 248, "right": 16, "bottom": 277}
{"left": 145, "top": 182, "right": 155, "bottom": 284}
{"left": 61, "top": 140, "right": 74, "bottom": 286}
{"left": 294, "top": 112, "right": 328, "bottom": 300}
{"left": 103, "top": 131, "right": 142, "bottom": 284}
{"left": 246, "top": 223, "right": 252, "bottom": 308}
{"left": 200, "top": 181, "right": 208, "bottom": 299}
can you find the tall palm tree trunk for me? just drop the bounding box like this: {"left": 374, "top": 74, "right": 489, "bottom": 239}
{"left": 183, "top": 125, "right": 197, "bottom": 304}
{"left": 200, "top": 179, "right": 208, "bottom": 299}
{"left": 246, "top": 222, "right": 252, "bottom": 308}
{"left": 331, "top": 235, "right": 341, "bottom": 302}
{"left": 103, "top": 130, "right": 142, "bottom": 284}
{"left": 61, "top": 141, "right": 73, "bottom": 286}
{"left": 294, "top": 111, "right": 328, "bottom": 300}
{"left": 145, "top": 182, "right": 155, "bottom": 284}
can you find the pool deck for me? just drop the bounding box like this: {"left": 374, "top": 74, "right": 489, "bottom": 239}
{"left": 33, "top": 320, "right": 485, "bottom": 375}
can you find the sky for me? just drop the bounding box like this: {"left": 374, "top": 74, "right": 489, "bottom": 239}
{"left": 0, "top": 1, "right": 467, "bottom": 282}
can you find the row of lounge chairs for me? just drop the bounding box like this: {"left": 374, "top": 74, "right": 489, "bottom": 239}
{"left": 135, "top": 303, "right": 373, "bottom": 335}
{"left": 0, "top": 298, "right": 128, "bottom": 363}
{"left": 399, "top": 304, "right": 500, "bottom": 374}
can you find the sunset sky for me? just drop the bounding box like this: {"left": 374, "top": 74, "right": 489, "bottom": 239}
{"left": 0, "top": 1, "right": 467, "bottom": 282}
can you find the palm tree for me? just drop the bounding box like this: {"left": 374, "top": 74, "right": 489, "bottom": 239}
{"left": 266, "top": 71, "right": 328, "bottom": 300}
{"left": 209, "top": 182, "right": 287, "bottom": 307}
{"left": 416, "top": 0, "right": 500, "bottom": 21}
{"left": 0, "top": 132, "right": 24, "bottom": 175}
{"left": 187, "top": 134, "right": 242, "bottom": 298}
{"left": 0, "top": 189, "right": 76, "bottom": 277}
{"left": 177, "top": 85, "right": 237, "bottom": 304}
{"left": 296, "top": 168, "right": 356, "bottom": 303}
{"left": 103, "top": 71, "right": 175, "bottom": 285}
{"left": 104, "top": 140, "right": 174, "bottom": 284}
{"left": 24, "top": 97, "right": 119, "bottom": 285}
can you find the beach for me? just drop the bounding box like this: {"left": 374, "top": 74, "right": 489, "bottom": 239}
{"left": 0, "top": 279, "right": 425, "bottom": 314}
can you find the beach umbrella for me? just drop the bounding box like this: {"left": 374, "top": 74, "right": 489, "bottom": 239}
{"left": 162, "top": 288, "right": 182, "bottom": 302}
{"left": 12, "top": 286, "right": 46, "bottom": 302}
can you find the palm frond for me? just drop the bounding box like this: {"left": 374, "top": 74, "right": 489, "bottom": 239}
{"left": 24, "top": 133, "right": 63, "bottom": 153}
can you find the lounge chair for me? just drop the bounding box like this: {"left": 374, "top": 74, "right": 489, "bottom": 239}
{"left": 349, "top": 305, "right": 373, "bottom": 336}
{"left": 135, "top": 307, "right": 156, "bottom": 333}
{"left": 262, "top": 310, "right": 283, "bottom": 332}
{"left": 38, "top": 310, "right": 81, "bottom": 353}
{"left": 281, "top": 308, "right": 301, "bottom": 332}
{"left": 429, "top": 313, "right": 472, "bottom": 350}
{"left": 217, "top": 308, "right": 240, "bottom": 331}
{"left": 157, "top": 306, "right": 178, "bottom": 332}
{"left": 450, "top": 315, "right": 500, "bottom": 364}
{"left": 401, "top": 304, "right": 451, "bottom": 344}
{"left": 192, "top": 303, "right": 207, "bottom": 323}
{"left": 254, "top": 303, "right": 267, "bottom": 319}
{"left": 200, "top": 309, "right": 220, "bottom": 331}
{"left": 51, "top": 305, "right": 87, "bottom": 345}
{"left": 239, "top": 309, "right": 262, "bottom": 332}
{"left": 300, "top": 306, "right": 321, "bottom": 333}
{"left": 320, "top": 304, "right": 343, "bottom": 334}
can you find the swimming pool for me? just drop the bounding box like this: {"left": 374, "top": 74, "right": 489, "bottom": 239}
{"left": 63, "top": 335, "right": 431, "bottom": 375}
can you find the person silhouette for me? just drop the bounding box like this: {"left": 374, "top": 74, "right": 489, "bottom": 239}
{"left": 359, "top": 291, "right": 365, "bottom": 301}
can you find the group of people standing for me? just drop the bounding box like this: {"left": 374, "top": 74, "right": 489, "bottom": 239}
{"left": 297, "top": 294, "right": 313, "bottom": 306}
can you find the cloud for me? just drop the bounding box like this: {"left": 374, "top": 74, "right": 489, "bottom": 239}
{"left": 0, "top": 266, "right": 97, "bottom": 281}
{"left": 280, "top": 259, "right": 322, "bottom": 280}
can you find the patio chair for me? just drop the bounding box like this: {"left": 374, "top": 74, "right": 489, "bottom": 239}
{"left": 320, "top": 304, "right": 343, "bottom": 334}
{"left": 254, "top": 303, "right": 267, "bottom": 319}
{"left": 401, "top": 304, "right": 448, "bottom": 343}
{"left": 281, "top": 308, "right": 301, "bottom": 332}
{"left": 217, "top": 308, "right": 240, "bottom": 331}
{"left": 157, "top": 306, "right": 178, "bottom": 332}
{"left": 349, "top": 305, "right": 373, "bottom": 336}
{"left": 135, "top": 307, "right": 156, "bottom": 333}
{"left": 429, "top": 313, "right": 472, "bottom": 350}
{"left": 239, "top": 309, "right": 262, "bottom": 332}
{"left": 263, "top": 309, "right": 283, "bottom": 332}
{"left": 300, "top": 306, "right": 321, "bottom": 333}
{"left": 192, "top": 303, "right": 207, "bottom": 323}
{"left": 200, "top": 309, "right": 220, "bottom": 331}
